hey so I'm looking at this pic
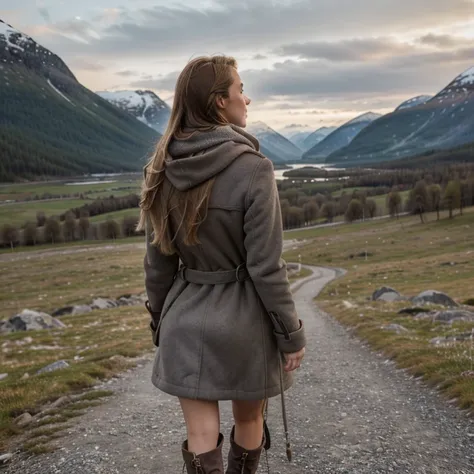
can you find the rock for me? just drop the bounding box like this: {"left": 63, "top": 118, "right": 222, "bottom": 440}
{"left": 411, "top": 290, "right": 458, "bottom": 307}
{"left": 71, "top": 305, "right": 93, "bottom": 316}
{"left": 432, "top": 310, "right": 474, "bottom": 324}
{"left": 0, "top": 320, "right": 14, "bottom": 334}
{"left": 461, "top": 370, "right": 474, "bottom": 378}
{"left": 0, "top": 373, "right": 8, "bottom": 381}
{"left": 0, "top": 453, "right": 13, "bottom": 464}
{"left": 343, "top": 300, "right": 356, "bottom": 309}
{"left": 9, "top": 309, "right": 66, "bottom": 331}
{"left": 381, "top": 324, "right": 409, "bottom": 334}
{"left": 91, "top": 298, "right": 118, "bottom": 310}
{"left": 430, "top": 332, "right": 473, "bottom": 345}
{"left": 14, "top": 412, "right": 33, "bottom": 428}
{"left": 21, "top": 373, "right": 29, "bottom": 380}
{"left": 50, "top": 395, "right": 72, "bottom": 409}
{"left": 372, "top": 287, "right": 403, "bottom": 302}
{"left": 36, "top": 360, "right": 70, "bottom": 375}
{"left": 52, "top": 306, "right": 75, "bottom": 317}
{"left": 398, "top": 307, "right": 431, "bottom": 315}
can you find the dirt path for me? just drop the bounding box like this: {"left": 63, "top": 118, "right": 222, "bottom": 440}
{"left": 5, "top": 266, "right": 474, "bottom": 473}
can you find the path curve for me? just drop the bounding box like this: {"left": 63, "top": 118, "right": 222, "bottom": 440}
{"left": 4, "top": 266, "right": 474, "bottom": 473}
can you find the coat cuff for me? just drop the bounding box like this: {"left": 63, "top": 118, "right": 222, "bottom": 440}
{"left": 273, "top": 319, "right": 306, "bottom": 353}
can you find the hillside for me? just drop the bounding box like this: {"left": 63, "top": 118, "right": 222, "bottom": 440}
{"left": 247, "top": 121, "right": 303, "bottom": 161}
{"left": 302, "top": 126, "right": 337, "bottom": 152}
{"left": 0, "top": 19, "right": 159, "bottom": 182}
{"left": 286, "top": 130, "right": 312, "bottom": 149}
{"left": 302, "top": 113, "right": 382, "bottom": 162}
{"left": 97, "top": 90, "right": 171, "bottom": 134}
{"left": 328, "top": 66, "right": 474, "bottom": 166}
{"left": 396, "top": 95, "right": 432, "bottom": 111}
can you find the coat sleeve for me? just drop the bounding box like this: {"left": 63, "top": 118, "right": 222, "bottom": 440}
{"left": 143, "top": 219, "right": 180, "bottom": 319}
{"left": 243, "top": 157, "right": 306, "bottom": 353}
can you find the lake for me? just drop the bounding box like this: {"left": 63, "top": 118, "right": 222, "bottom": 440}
{"left": 273, "top": 163, "right": 342, "bottom": 181}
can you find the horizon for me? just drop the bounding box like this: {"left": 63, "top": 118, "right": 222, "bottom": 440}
{"left": 2, "top": 1, "right": 474, "bottom": 132}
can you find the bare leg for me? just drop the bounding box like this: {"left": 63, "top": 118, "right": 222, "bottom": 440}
{"left": 179, "top": 397, "right": 220, "bottom": 455}
{"left": 231, "top": 399, "right": 265, "bottom": 450}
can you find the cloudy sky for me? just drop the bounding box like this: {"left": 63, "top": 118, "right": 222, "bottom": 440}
{"left": 2, "top": 0, "right": 474, "bottom": 132}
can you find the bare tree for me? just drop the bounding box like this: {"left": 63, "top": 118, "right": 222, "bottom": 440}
{"left": 101, "top": 219, "right": 120, "bottom": 240}
{"left": 302, "top": 201, "right": 319, "bottom": 225}
{"left": 23, "top": 221, "right": 38, "bottom": 246}
{"left": 443, "top": 180, "right": 461, "bottom": 219}
{"left": 412, "top": 180, "right": 429, "bottom": 223}
{"left": 365, "top": 199, "right": 377, "bottom": 218}
{"left": 345, "top": 199, "right": 364, "bottom": 223}
{"left": 387, "top": 190, "right": 402, "bottom": 219}
{"left": 428, "top": 184, "right": 441, "bottom": 220}
{"left": 78, "top": 216, "right": 90, "bottom": 240}
{"left": 320, "top": 201, "right": 336, "bottom": 223}
{"left": 1, "top": 224, "right": 18, "bottom": 250}
{"left": 62, "top": 211, "right": 77, "bottom": 242}
{"left": 44, "top": 217, "right": 61, "bottom": 244}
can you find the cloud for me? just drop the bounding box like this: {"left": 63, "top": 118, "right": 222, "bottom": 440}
{"left": 31, "top": 0, "right": 474, "bottom": 61}
{"left": 240, "top": 47, "right": 474, "bottom": 100}
{"left": 69, "top": 58, "right": 106, "bottom": 71}
{"left": 273, "top": 38, "right": 415, "bottom": 61}
{"left": 115, "top": 70, "right": 137, "bottom": 77}
{"left": 253, "top": 54, "right": 267, "bottom": 60}
{"left": 417, "top": 33, "right": 474, "bottom": 49}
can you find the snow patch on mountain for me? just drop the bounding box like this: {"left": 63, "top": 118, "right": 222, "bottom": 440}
{"left": 346, "top": 112, "right": 382, "bottom": 126}
{"left": 0, "top": 20, "right": 32, "bottom": 52}
{"left": 453, "top": 66, "right": 474, "bottom": 87}
{"left": 47, "top": 79, "right": 74, "bottom": 105}
{"left": 397, "top": 95, "right": 432, "bottom": 111}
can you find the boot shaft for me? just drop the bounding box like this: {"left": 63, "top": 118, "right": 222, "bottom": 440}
{"left": 182, "top": 433, "right": 225, "bottom": 474}
{"left": 225, "top": 427, "right": 264, "bottom": 474}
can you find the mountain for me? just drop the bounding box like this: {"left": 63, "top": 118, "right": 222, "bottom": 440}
{"left": 302, "top": 113, "right": 382, "bottom": 162}
{"left": 0, "top": 19, "right": 159, "bottom": 182}
{"left": 301, "top": 126, "right": 337, "bottom": 151}
{"left": 396, "top": 95, "right": 432, "bottom": 111}
{"left": 97, "top": 90, "right": 171, "bottom": 134}
{"left": 286, "top": 130, "right": 312, "bottom": 149}
{"left": 247, "top": 121, "right": 303, "bottom": 161}
{"left": 327, "top": 66, "right": 474, "bottom": 166}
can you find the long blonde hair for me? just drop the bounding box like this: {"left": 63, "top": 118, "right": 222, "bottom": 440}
{"left": 136, "top": 55, "right": 237, "bottom": 255}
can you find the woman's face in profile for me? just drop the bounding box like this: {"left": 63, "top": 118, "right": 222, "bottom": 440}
{"left": 218, "top": 68, "right": 251, "bottom": 128}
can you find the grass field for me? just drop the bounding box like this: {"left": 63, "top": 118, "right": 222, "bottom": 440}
{"left": 1, "top": 201, "right": 473, "bottom": 454}
{"left": 284, "top": 207, "right": 474, "bottom": 414}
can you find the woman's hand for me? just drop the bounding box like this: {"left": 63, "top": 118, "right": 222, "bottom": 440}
{"left": 283, "top": 347, "right": 305, "bottom": 372}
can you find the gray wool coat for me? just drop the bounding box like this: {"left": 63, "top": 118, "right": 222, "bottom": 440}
{"left": 144, "top": 124, "right": 306, "bottom": 401}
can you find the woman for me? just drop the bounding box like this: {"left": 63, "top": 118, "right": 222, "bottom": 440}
{"left": 137, "top": 55, "right": 306, "bottom": 474}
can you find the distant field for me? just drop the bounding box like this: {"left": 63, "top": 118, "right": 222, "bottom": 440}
{"left": 89, "top": 208, "right": 140, "bottom": 224}
{"left": 0, "top": 177, "right": 142, "bottom": 227}
{"left": 0, "top": 176, "right": 141, "bottom": 202}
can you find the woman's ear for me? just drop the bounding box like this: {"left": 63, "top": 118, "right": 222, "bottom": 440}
{"left": 215, "top": 94, "right": 227, "bottom": 110}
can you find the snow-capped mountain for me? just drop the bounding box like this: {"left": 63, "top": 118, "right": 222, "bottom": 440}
{"left": 97, "top": 90, "right": 171, "bottom": 134}
{"left": 0, "top": 18, "right": 158, "bottom": 181}
{"left": 287, "top": 130, "right": 312, "bottom": 149}
{"left": 328, "top": 66, "right": 474, "bottom": 166}
{"left": 302, "top": 113, "right": 382, "bottom": 162}
{"left": 247, "top": 121, "right": 303, "bottom": 161}
{"left": 396, "top": 95, "right": 432, "bottom": 111}
{"left": 301, "top": 126, "right": 337, "bottom": 151}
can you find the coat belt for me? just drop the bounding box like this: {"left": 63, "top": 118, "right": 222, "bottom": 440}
{"left": 176, "top": 262, "right": 293, "bottom": 463}
{"left": 177, "top": 262, "right": 250, "bottom": 284}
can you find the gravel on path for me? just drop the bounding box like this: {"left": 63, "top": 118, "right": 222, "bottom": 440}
{"left": 4, "top": 266, "right": 473, "bottom": 474}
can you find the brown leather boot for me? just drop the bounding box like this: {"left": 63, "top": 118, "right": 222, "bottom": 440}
{"left": 181, "top": 433, "right": 224, "bottom": 474}
{"left": 225, "top": 426, "right": 265, "bottom": 474}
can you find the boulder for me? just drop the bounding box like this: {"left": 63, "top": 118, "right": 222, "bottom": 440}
{"left": 91, "top": 298, "right": 118, "bottom": 310}
{"left": 14, "top": 412, "right": 33, "bottom": 428}
{"left": 36, "top": 360, "right": 70, "bottom": 375}
{"left": 411, "top": 290, "right": 457, "bottom": 307}
{"left": 0, "top": 453, "right": 13, "bottom": 465}
{"left": 9, "top": 310, "right": 66, "bottom": 332}
{"left": 432, "top": 310, "right": 474, "bottom": 324}
{"left": 0, "top": 373, "right": 8, "bottom": 381}
{"left": 71, "top": 305, "right": 93, "bottom": 316}
{"left": 372, "top": 287, "right": 401, "bottom": 302}
{"left": 52, "top": 306, "right": 75, "bottom": 317}
{"left": 0, "top": 320, "right": 14, "bottom": 334}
